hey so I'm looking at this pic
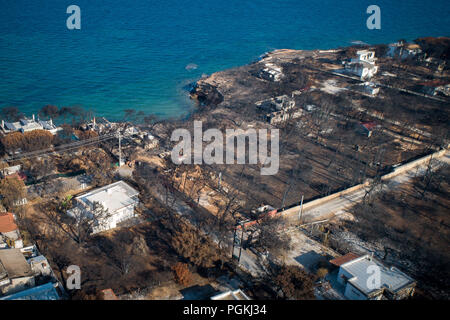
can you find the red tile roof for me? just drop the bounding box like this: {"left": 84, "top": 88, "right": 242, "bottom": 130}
{"left": 330, "top": 252, "right": 360, "bottom": 267}
{"left": 0, "top": 212, "right": 18, "bottom": 233}
{"left": 101, "top": 289, "right": 118, "bottom": 300}
{"left": 361, "top": 121, "right": 377, "bottom": 131}
{"left": 5, "top": 172, "right": 27, "bottom": 181}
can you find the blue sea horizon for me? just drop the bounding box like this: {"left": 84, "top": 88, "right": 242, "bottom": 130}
{"left": 0, "top": 0, "right": 449, "bottom": 121}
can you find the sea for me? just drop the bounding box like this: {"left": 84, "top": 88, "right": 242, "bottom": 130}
{"left": 0, "top": 0, "right": 449, "bottom": 120}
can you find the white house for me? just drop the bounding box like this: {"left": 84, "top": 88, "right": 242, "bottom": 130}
{"left": 258, "top": 62, "right": 283, "bottom": 81}
{"left": 331, "top": 253, "right": 416, "bottom": 300}
{"left": 0, "top": 212, "right": 23, "bottom": 249}
{"left": 0, "top": 115, "right": 60, "bottom": 135}
{"left": 345, "top": 50, "right": 379, "bottom": 80}
{"left": 0, "top": 249, "right": 35, "bottom": 296}
{"left": 351, "top": 50, "right": 377, "bottom": 65}
{"left": 0, "top": 165, "right": 22, "bottom": 178}
{"left": 68, "top": 181, "right": 139, "bottom": 233}
{"left": 358, "top": 82, "right": 380, "bottom": 96}
{"left": 211, "top": 289, "right": 251, "bottom": 300}
{"left": 28, "top": 255, "right": 53, "bottom": 278}
{"left": 388, "top": 43, "right": 422, "bottom": 60}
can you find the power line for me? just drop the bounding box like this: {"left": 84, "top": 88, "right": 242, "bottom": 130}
{"left": 3, "top": 132, "right": 125, "bottom": 162}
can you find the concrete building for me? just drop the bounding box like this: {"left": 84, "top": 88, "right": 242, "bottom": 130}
{"left": 143, "top": 133, "right": 159, "bottom": 150}
{"left": 0, "top": 249, "right": 35, "bottom": 296}
{"left": 68, "top": 181, "right": 139, "bottom": 233}
{"left": 256, "top": 95, "right": 295, "bottom": 113}
{"left": 28, "top": 255, "right": 53, "bottom": 278}
{"left": 345, "top": 50, "right": 379, "bottom": 80}
{"left": 0, "top": 281, "right": 62, "bottom": 300}
{"left": 351, "top": 50, "right": 377, "bottom": 64}
{"left": 0, "top": 212, "right": 23, "bottom": 249}
{"left": 330, "top": 253, "right": 416, "bottom": 300}
{"left": 357, "top": 82, "right": 380, "bottom": 96}
{"left": 388, "top": 42, "right": 422, "bottom": 60}
{"left": 0, "top": 164, "right": 21, "bottom": 178}
{"left": 0, "top": 115, "right": 60, "bottom": 134}
{"left": 258, "top": 62, "right": 283, "bottom": 82}
{"left": 0, "top": 222, "right": 63, "bottom": 300}
{"left": 256, "top": 95, "right": 302, "bottom": 124}
{"left": 211, "top": 289, "right": 251, "bottom": 300}
{"left": 265, "top": 109, "right": 303, "bottom": 125}
{"left": 82, "top": 117, "right": 115, "bottom": 134}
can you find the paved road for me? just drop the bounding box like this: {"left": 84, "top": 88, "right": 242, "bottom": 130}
{"left": 283, "top": 150, "right": 449, "bottom": 224}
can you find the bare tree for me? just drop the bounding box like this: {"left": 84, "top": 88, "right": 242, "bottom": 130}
{"left": 250, "top": 215, "right": 292, "bottom": 257}
{"left": 43, "top": 201, "right": 111, "bottom": 246}
{"left": 280, "top": 155, "right": 312, "bottom": 208}
{"left": 25, "top": 157, "right": 55, "bottom": 183}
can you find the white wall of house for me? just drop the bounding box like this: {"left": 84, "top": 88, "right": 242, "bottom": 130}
{"left": 337, "top": 266, "right": 353, "bottom": 285}
{"left": 0, "top": 276, "right": 35, "bottom": 296}
{"left": 110, "top": 205, "right": 136, "bottom": 227}
{"left": 351, "top": 65, "right": 378, "bottom": 79}
{"left": 92, "top": 204, "right": 136, "bottom": 234}
{"left": 344, "top": 283, "right": 368, "bottom": 300}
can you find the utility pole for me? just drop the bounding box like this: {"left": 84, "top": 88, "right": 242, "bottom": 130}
{"left": 218, "top": 171, "right": 222, "bottom": 190}
{"left": 231, "top": 226, "right": 237, "bottom": 259}
{"left": 298, "top": 195, "right": 304, "bottom": 222}
{"left": 237, "top": 224, "right": 244, "bottom": 264}
{"left": 118, "top": 132, "right": 122, "bottom": 166}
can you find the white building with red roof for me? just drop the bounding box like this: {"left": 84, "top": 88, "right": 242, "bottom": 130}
{"left": 0, "top": 212, "right": 23, "bottom": 249}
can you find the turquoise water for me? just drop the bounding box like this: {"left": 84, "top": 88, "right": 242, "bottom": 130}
{"left": 0, "top": 0, "right": 449, "bottom": 120}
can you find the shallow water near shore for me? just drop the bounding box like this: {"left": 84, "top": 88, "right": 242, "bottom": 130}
{"left": 0, "top": 0, "right": 449, "bottom": 120}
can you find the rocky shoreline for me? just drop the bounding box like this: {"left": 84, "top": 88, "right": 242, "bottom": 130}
{"left": 189, "top": 37, "right": 449, "bottom": 117}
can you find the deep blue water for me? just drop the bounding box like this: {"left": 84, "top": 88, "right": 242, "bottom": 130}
{"left": 0, "top": 0, "right": 449, "bottom": 120}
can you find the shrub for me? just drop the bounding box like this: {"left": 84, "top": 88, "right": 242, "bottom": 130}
{"left": 316, "top": 268, "right": 329, "bottom": 279}
{"left": 0, "top": 177, "right": 26, "bottom": 209}
{"left": 274, "top": 265, "right": 316, "bottom": 300}
{"left": 172, "top": 262, "right": 192, "bottom": 286}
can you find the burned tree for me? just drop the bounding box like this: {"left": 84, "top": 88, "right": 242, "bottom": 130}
{"left": 249, "top": 215, "right": 292, "bottom": 257}
{"left": 43, "top": 200, "right": 111, "bottom": 246}
{"left": 271, "top": 264, "right": 316, "bottom": 300}
{"left": 0, "top": 176, "right": 26, "bottom": 210}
